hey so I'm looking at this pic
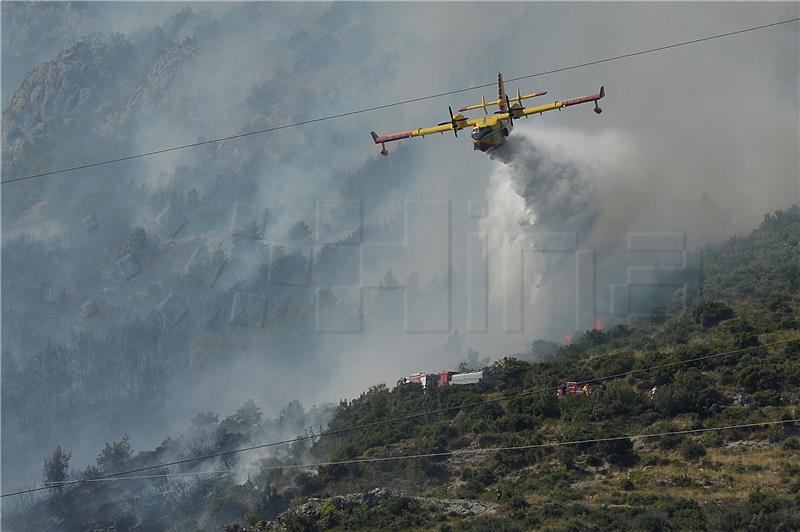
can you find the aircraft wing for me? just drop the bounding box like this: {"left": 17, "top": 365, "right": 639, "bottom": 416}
{"left": 371, "top": 116, "right": 479, "bottom": 145}
{"left": 514, "top": 86, "right": 605, "bottom": 118}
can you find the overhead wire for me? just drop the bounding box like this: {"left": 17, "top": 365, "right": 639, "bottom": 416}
{"left": 1, "top": 16, "right": 797, "bottom": 186}
{"left": 2, "top": 337, "right": 797, "bottom": 498}
{"left": 6, "top": 418, "right": 797, "bottom": 494}
{"left": 1, "top": 469, "right": 231, "bottom": 491}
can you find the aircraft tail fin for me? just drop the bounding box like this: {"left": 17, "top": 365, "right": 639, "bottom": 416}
{"left": 497, "top": 72, "right": 508, "bottom": 112}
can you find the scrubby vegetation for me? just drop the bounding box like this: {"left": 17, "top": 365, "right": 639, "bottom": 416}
{"left": 6, "top": 209, "right": 800, "bottom": 530}
{"left": 256, "top": 207, "right": 800, "bottom": 530}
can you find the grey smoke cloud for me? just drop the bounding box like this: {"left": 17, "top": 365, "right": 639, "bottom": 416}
{"left": 488, "top": 131, "right": 599, "bottom": 235}
{"left": 1, "top": 2, "right": 798, "bottom": 503}
{"left": 478, "top": 124, "right": 637, "bottom": 339}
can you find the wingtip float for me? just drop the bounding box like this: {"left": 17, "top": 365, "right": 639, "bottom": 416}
{"left": 371, "top": 72, "right": 604, "bottom": 156}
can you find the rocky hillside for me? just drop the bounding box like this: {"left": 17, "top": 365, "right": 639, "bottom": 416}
{"left": 2, "top": 16, "right": 204, "bottom": 189}
{"left": 1, "top": 4, "right": 420, "bottom": 490}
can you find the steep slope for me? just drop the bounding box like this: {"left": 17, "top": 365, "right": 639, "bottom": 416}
{"left": 5, "top": 206, "right": 798, "bottom": 531}
{"left": 266, "top": 210, "right": 799, "bottom": 532}
{"left": 1, "top": 4, "right": 421, "bottom": 489}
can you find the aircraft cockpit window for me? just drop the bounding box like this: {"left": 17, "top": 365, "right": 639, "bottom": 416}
{"left": 471, "top": 127, "right": 489, "bottom": 140}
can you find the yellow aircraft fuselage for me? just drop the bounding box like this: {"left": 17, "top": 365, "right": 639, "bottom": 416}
{"left": 469, "top": 114, "right": 513, "bottom": 152}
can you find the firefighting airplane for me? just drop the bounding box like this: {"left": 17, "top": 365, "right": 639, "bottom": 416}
{"left": 371, "top": 73, "right": 604, "bottom": 155}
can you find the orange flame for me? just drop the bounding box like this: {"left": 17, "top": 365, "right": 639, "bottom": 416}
{"left": 562, "top": 333, "right": 574, "bottom": 344}
{"left": 593, "top": 317, "right": 606, "bottom": 330}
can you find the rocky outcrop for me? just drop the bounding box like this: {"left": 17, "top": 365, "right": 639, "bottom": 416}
{"left": 2, "top": 39, "right": 134, "bottom": 173}
{"left": 1, "top": 32, "right": 200, "bottom": 178}
{"left": 1, "top": 2, "right": 99, "bottom": 103}
{"left": 254, "top": 488, "right": 495, "bottom": 530}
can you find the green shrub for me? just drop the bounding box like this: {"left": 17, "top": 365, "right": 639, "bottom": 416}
{"left": 699, "top": 431, "right": 722, "bottom": 448}
{"left": 505, "top": 494, "right": 529, "bottom": 510}
{"left": 586, "top": 454, "right": 602, "bottom": 467}
{"left": 751, "top": 390, "right": 783, "bottom": 407}
{"left": 647, "top": 421, "right": 686, "bottom": 450}
{"left": 767, "top": 425, "right": 787, "bottom": 444}
{"left": 589, "top": 380, "right": 648, "bottom": 420}
{"left": 653, "top": 369, "right": 725, "bottom": 417}
{"left": 679, "top": 440, "right": 706, "bottom": 461}
{"left": 599, "top": 438, "right": 637, "bottom": 466}
{"left": 736, "top": 363, "right": 779, "bottom": 393}
{"left": 663, "top": 316, "right": 695, "bottom": 344}
{"left": 783, "top": 436, "right": 800, "bottom": 450}
{"left": 522, "top": 391, "right": 560, "bottom": 419}
{"left": 692, "top": 301, "right": 734, "bottom": 328}
{"left": 283, "top": 513, "right": 321, "bottom": 532}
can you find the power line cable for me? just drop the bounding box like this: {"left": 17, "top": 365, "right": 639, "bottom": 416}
{"left": 7, "top": 418, "right": 796, "bottom": 493}
{"left": 169, "top": 418, "right": 800, "bottom": 470}
{"left": 1, "top": 469, "right": 231, "bottom": 491}
{"left": 2, "top": 16, "right": 797, "bottom": 186}
{"left": 2, "top": 337, "right": 796, "bottom": 498}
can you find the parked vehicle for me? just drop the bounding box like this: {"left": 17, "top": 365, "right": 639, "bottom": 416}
{"left": 450, "top": 371, "right": 484, "bottom": 385}
{"left": 557, "top": 381, "right": 592, "bottom": 397}
{"left": 399, "top": 370, "right": 491, "bottom": 388}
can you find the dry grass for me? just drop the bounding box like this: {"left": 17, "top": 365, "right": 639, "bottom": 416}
{"left": 558, "top": 441, "right": 800, "bottom": 506}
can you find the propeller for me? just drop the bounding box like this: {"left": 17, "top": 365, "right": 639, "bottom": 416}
{"left": 438, "top": 106, "right": 460, "bottom": 137}
{"left": 449, "top": 106, "right": 458, "bottom": 137}
{"left": 505, "top": 95, "right": 514, "bottom": 126}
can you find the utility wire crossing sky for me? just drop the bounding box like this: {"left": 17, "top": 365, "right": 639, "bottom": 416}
{"left": 1, "top": 16, "right": 797, "bottom": 186}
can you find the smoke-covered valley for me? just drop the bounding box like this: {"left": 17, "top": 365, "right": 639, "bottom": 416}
{"left": 1, "top": 2, "right": 797, "bottom": 525}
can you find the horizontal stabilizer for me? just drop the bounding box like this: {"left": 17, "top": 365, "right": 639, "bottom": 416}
{"left": 458, "top": 90, "right": 547, "bottom": 113}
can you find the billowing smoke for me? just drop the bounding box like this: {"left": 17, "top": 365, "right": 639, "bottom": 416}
{"left": 486, "top": 129, "right": 599, "bottom": 236}
{"left": 480, "top": 126, "right": 604, "bottom": 294}
{"left": 478, "top": 124, "right": 637, "bottom": 338}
